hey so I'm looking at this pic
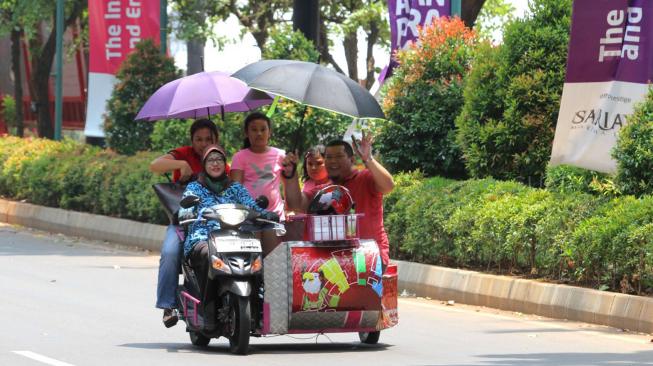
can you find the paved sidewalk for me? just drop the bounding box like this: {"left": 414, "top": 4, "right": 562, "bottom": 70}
{"left": 1, "top": 198, "right": 652, "bottom": 334}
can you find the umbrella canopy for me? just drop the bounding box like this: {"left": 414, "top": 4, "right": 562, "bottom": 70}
{"left": 135, "top": 71, "right": 272, "bottom": 121}
{"left": 232, "top": 60, "right": 385, "bottom": 120}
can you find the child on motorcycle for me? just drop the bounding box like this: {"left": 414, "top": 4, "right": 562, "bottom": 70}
{"left": 301, "top": 144, "right": 330, "bottom": 194}
{"left": 230, "top": 112, "right": 293, "bottom": 255}
{"left": 181, "top": 145, "right": 279, "bottom": 292}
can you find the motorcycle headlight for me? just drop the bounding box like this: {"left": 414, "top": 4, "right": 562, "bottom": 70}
{"left": 217, "top": 208, "right": 248, "bottom": 226}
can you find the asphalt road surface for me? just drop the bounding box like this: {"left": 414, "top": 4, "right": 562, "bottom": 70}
{"left": 1, "top": 223, "right": 652, "bottom": 366}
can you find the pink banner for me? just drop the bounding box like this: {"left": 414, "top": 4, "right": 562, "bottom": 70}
{"left": 88, "top": 0, "right": 161, "bottom": 75}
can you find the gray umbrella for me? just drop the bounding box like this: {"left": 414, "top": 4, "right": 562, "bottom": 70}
{"left": 232, "top": 59, "right": 385, "bottom": 120}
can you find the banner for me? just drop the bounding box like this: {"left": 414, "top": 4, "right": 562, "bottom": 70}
{"left": 380, "top": 0, "right": 451, "bottom": 82}
{"left": 85, "top": 0, "right": 161, "bottom": 138}
{"left": 550, "top": 0, "right": 653, "bottom": 173}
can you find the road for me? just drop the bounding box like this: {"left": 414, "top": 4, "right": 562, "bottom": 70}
{"left": 1, "top": 223, "right": 652, "bottom": 366}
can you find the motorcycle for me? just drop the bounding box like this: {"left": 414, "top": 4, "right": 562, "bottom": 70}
{"left": 176, "top": 194, "right": 285, "bottom": 354}
{"left": 154, "top": 184, "right": 398, "bottom": 354}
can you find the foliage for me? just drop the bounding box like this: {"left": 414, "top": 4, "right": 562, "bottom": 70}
{"left": 263, "top": 25, "right": 320, "bottom": 62}
{"left": 0, "top": 136, "right": 167, "bottom": 224}
{"left": 320, "top": 0, "right": 389, "bottom": 87}
{"left": 613, "top": 87, "right": 653, "bottom": 196}
{"left": 456, "top": 0, "right": 572, "bottom": 186}
{"left": 150, "top": 119, "right": 194, "bottom": 154}
{"left": 379, "top": 17, "right": 477, "bottom": 178}
{"left": 1, "top": 94, "right": 16, "bottom": 132}
{"left": 170, "top": 0, "right": 229, "bottom": 46}
{"left": 104, "top": 40, "right": 181, "bottom": 155}
{"left": 545, "top": 164, "right": 619, "bottom": 196}
{"left": 474, "top": 0, "right": 515, "bottom": 41}
{"left": 564, "top": 196, "right": 653, "bottom": 292}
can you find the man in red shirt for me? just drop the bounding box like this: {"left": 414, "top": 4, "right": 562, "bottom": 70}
{"left": 284, "top": 132, "right": 395, "bottom": 267}
{"left": 150, "top": 119, "right": 226, "bottom": 327}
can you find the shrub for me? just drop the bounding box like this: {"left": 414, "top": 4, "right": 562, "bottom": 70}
{"left": 379, "top": 17, "right": 477, "bottom": 178}
{"left": 2, "top": 94, "right": 16, "bottom": 133}
{"left": 613, "top": 87, "right": 653, "bottom": 196}
{"left": 150, "top": 119, "right": 194, "bottom": 153}
{"left": 545, "top": 164, "right": 618, "bottom": 196}
{"left": 0, "top": 137, "right": 168, "bottom": 224}
{"left": 104, "top": 39, "right": 181, "bottom": 155}
{"left": 564, "top": 196, "right": 653, "bottom": 290}
{"left": 456, "top": 0, "right": 572, "bottom": 185}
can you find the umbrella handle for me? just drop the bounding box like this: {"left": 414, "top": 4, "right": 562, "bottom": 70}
{"left": 266, "top": 96, "right": 280, "bottom": 118}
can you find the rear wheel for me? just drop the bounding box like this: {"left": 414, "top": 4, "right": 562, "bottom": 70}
{"left": 228, "top": 296, "right": 251, "bottom": 355}
{"left": 189, "top": 331, "right": 210, "bottom": 347}
{"left": 359, "top": 331, "right": 380, "bottom": 344}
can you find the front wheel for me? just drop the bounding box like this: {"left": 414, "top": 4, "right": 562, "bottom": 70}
{"left": 229, "top": 296, "right": 251, "bottom": 355}
{"left": 359, "top": 331, "right": 380, "bottom": 344}
{"left": 189, "top": 331, "right": 210, "bottom": 347}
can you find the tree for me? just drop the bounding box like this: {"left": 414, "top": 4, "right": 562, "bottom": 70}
{"left": 227, "top": 0, "right": 292, "bottom": 53}
{"left": 170, "top": 0, "right": 230, "bottom": 75}
{"left": 0, "top": 0, "right": 26, "bottom": 136}
{"left": 461, "top": 0, "right": 487, "bottom": 27}
{"left": 456, "top": 0, "right": 572, "bottom": 185}
{"left": 20, "top": 0, "right": 85, "bottom": 139}
{"left": 473, "top": 0, "right": 515, "bottom": 41}
{"left": 319, "top": 0, "right": 389, "bottom": 89}
{"left": 378, "top": 17, "right": 477, "bottom": 178}
{"left": 104, "top": 40, "right": 180, "bottom": 155}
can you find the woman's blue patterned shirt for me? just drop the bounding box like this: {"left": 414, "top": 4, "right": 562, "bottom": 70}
{"left": 179, "top": 181, "right": 266, "bottom": 257}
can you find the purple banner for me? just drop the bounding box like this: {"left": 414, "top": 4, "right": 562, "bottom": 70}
{"left": 388, "top": 0, "right": 451, "bottom": 51}
{"left": 381, "top": 0, "right": 450, "bottom": 82}
{"left": 565, "top": 0, "right": 653, "bottom": 84}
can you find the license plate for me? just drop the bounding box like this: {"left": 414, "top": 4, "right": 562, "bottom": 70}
{"left": 212, "top": 238, "right": 261, "bottom": 253}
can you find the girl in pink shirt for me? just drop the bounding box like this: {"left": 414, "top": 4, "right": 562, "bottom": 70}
{"left": 230, "top": 112, "right": 288, "bottom": 221}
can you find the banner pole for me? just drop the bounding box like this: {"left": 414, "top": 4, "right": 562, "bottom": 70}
{"left": 451, "top": 0, "right": 461, "bottom": 17}
{"left": 160, "top": 0, "right": 167, "bottom": 54}
{"left": 54, "top": 0, "right": 64, "bottom": 140}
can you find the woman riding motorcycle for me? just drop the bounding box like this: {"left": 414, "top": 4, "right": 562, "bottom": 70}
{"left": 180, "top": 145, "right": 279, "bottom": 291}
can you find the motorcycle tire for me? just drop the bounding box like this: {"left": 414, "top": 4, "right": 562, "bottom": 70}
{"left": 189, "top": 331, "right": 210, "bottom": 347}
{"left": 229, "top": 296, "right": 251, "bottom": 355}
{"left": 358, "top": 331, "right": 381, "bottom": 344}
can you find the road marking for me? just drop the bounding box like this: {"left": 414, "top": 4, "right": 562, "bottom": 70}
{"left": 12, "top": 351, "right": 76, "bottom": 366}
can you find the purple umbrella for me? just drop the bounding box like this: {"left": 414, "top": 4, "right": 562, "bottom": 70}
{"left": 135, "top": 71, "right": 272, "bottom": 121}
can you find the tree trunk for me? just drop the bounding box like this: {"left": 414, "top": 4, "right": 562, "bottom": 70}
{"left": 28, "top": 20, "right": 57, "bottom": 139}
{"left": 343, "top": 32, "right": 358, "bottom": 82}
{"left": 317, "top": 21, "right": 345, "bottom": 73}
{"left": 10, "top": 29, "right": 24, "bottom": 137}
{"left": 364, "top": 22, "right": 380, "bottom": 90}
{"left": 186, "top": 39, "right": 205, "bottom": 75}
{"left": 461, "top": 0, "right": 486, "bottom": 28}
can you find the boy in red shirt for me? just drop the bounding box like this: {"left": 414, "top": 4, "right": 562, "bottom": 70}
{"left": 284, "top": 133, "right": 395, "bottom": 268}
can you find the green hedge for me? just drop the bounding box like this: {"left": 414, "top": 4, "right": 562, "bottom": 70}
{"left": 0, "top": 136, "right": 167, "bottom": 224}
{"left": 4, "top": 136, "right": 653, "bottom": 294}
{"left": 385, "top": 171, "right": 653, "bottom": 294}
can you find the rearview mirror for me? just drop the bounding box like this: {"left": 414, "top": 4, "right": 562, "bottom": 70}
{"left": 180, "top": 195, "right": 200, "bottom": 209}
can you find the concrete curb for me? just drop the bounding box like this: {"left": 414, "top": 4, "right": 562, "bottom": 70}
{"left": 0, "top": 199, "right": 165, "bottom": 252}
{"left": 396, "top": 261, "right": 653, "bottom": 334}
{"left": 1, "top": 198, "right": 652, "bottom": 334}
